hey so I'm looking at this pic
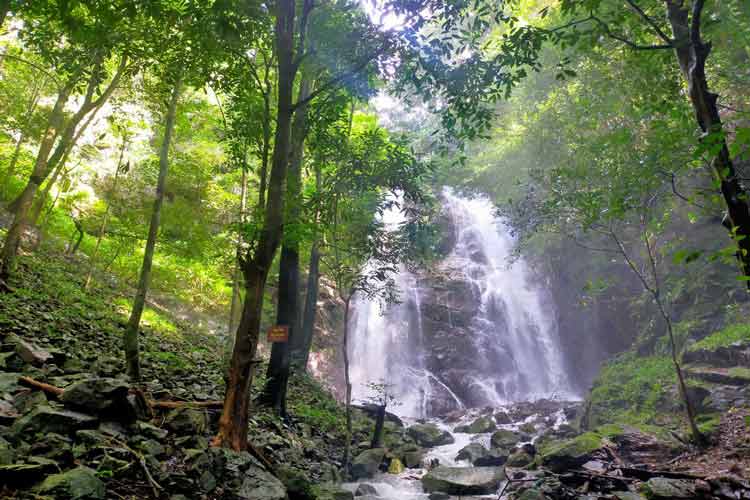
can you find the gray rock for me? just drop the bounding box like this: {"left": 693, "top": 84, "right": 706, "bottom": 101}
{"left": 136, "top": 421, "right": 168, "bottom": 440}
{"left": 403, "top": 449, "right": 424, "bottom": 468}
{"left": 0, "top": 462, "right": 50, "bottom": 487}
{"left": 38, "top": 466, "right": 105, "bottom": 499}
{"left": 643, "top": 478, "right": 698, "bottom": 498}
{"left": 11, "top": 405, "right": 97, "bottom": 437}
{"left": 506, "top": 450, "right": 533, "bottom": 467}
{"left": 355, "top": 483, "right": 378, "bottom": 496}
{"left": 165, "top": 407, "right": 207, "bottom": 434}
{"left": 517, "top": 488, "right": 547, "bottom": 500}
{"left": 0, "top": 372, "right": 21, "bottom": 393}
{"left": 421, "top": 466, "right": 505, "bottom": 495}
{"left": 60, "top": 377, "right": 130, "bottom": 414}
{"left": 233, "top": 465, "right": 287, "bottom": 499}
{"left": 455, "top": 442, "right": 488, "bottom": 463}
{"left": 351, "top": 448, "right": 385, "bottom": 480}
{"left": 455, "top": 416, "right": 497, "bottom": 434}
{"left": 490, "top": 429, "right": 520, "bottom": 448}
{"left": 199, "top": 470, "right": 217, "bottom": 492}
{"left": 407, "top": 423, "right": 455, "bottom": 448}
{"left": 13, "top": 389, "right": 47, "bottom": 414}
{"left": 0, "top": 436, "right": 14, "bottom": 465}
{"left": 474, "top": 448, "right": 509, "bottom": 466}
{"left": 6, "top": 334, "right": 52, "bottom": 366}
{"left": 313, "top": 483, "right": 355, "bottom": 500}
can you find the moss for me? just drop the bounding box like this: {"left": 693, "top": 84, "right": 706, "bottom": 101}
{"left": 539, "top": 431, "right": 603, "bottom": 457}
{"left": 696, "top": 413, "right": 721, "bottom": 437}
{"left": 689, "top": 323, "right": 750, "bottom": 352}
{"left": 587, "top": 352, "right": 679, "bottom": 430}
{"left": 728, "top": 367, "right": 750, "bottom": 380}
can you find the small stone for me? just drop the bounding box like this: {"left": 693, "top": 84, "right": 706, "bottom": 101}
{"left": 506, "top": 450, "right": 533, "bottom": 467}
{"left": 136, "top": 421, "right": 168, "bottom": 440}
{"left": 199, "top": 470, "right": 217, "bottom": 492}
{"left": 38, "top": 465, "right": 105, "bottom": 499}
{"left": 13, "top": 389, "right": 47, "bottom": 414}
{"left": 138, "top": 438, "right": 165, "bottom": 457}
{"left": 642, "top": 477, "right": 697, "bottom": 498}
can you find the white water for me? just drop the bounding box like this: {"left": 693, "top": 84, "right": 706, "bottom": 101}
{"left": 348, "top": 188, "right": 575, "bottom": 419}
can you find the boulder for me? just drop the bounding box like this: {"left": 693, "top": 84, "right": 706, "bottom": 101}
{"left": 506, "top": 450, "right": 533, "bottom": 467}
{"left": 474, "top": 448, "right": 509, "bottom": 466}
{"left": 519, "top": 422, "right": 536, "bottom": 434}
{"left": 11, "top": 405, "right": 97, "bottom": 437}
{"left": 494, "top": 411, "right": 511, "bottom": 424}
{"left": 355, "top": 483, "right": 378, "bottom": 496}
{"left": 350, "top": 448, "right": 385, "bottom": 480}
{"left": 277, "top": 465, "right": 314, "bottom": 499}
{"left": 407, "top": 423, "right": 454, "bottom": 447}
{"left": 456, "top": 442, "right": 488, "bottom": 463}
{"left": 60, "top": 377, "right": 130, "bottom": 413}
{"left": 313, "top": 483, "right": 355, "bottom": 500}
{"left": 0, "top": 462, "right": 51, "bottom": 487}
{"left": 490, "top": 429, "right": 520, "bottom": 448}
{"left": 540, "top": 432, "right": 603, "bottom": 473}
{"left": 403, "top": 449, "right": 424, "bottom": 468}
{"left": 38, "top": 466, "right": 105, "bottom": 499}
{"left": 421, "top": 466, "right": 505, "bottom": 495}
{"left": 165, "top": 407, "right": 207, "bottom": 434}
{"left": 233, "top": 464, "right": 287, "bottom": 499}
{"left": 455, "top": 416, "right": 497, "bottom": 434}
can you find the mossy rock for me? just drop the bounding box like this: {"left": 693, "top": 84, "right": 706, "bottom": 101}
{"left": 38, "top": 466, "right": 105, "bottom": 499}
{"left": 490, "top": 429, "right": 520, "bottom": 448}
{"left": 539, "top": 432, "right": 604, "bottom": 473}
{"left": 455, "top": 416, "right": 497, "bottom": 434}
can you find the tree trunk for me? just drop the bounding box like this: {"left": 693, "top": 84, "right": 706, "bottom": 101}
{"left": 370, "top": 404, "right": 386, "bottom": 449}
{"left": 0, "top": 80, "right": 74, "bottom": 283}
{"left": 342, "top": 297, "right": 353, "bottom": 475}
{"left": 84, "top": 138, "right": 128, "bottom": 290}
{"left": 30, "top": 100, "right": 104, "bottom": 225}
{"left": 69, "top": 219, "right": 84, "bottom": 255}
{"left": 227, "top": 162, "right": 248, "bottom": 346}
{"left": 665, "top": 0, "right": 750, "bottom": 288}
{"left": 260, "top": 74, "right": 312, "bottom": 415}
{"left": 291, "top": 239, "right": 320, "bottom": 370}
{"left": 123, "top": 79, "right": 181, "bottom": 381}
{"left": 214, "top": 0, "right": 298, "bottom": 451}
{"left": 291, "top": 161, "right": 322, "bottom": 371}
{"left": 3, "top": 77, "right": 44, "bottom": 198}
{"left": 0, "top": 0, "right": 10, "bottom": 28}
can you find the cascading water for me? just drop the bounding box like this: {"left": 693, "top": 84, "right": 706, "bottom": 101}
{"left": 348, "top": 188, "right": 575, "bottom": 419}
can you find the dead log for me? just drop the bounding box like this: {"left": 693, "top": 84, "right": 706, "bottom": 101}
{"left": 18, "top": 375, "right": 64, "bottom": 396}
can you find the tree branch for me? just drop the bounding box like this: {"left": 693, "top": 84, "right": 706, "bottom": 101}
{"left": 690, "top": 0, "right": 706, "bottom": 45}
{"left": 623, "top": 0, "right": 673, "bottom": 44}
{"left": 592, "top": 15, "right": 672, "bottom": 50}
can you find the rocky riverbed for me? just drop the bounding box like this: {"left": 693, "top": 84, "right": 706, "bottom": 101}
{"left": 343, "top": 398, "right": 750, "bottom": 500}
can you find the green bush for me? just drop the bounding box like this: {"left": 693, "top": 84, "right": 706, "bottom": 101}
{"left": 689, "top": 323, "right": 750, "bottom": 352}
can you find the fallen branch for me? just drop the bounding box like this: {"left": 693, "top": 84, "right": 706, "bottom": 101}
{"left": 18, "top": 376, "right": 64, "bottom": 396}
{"left": 112, "top": 438, "right": 163, "bottom": 497}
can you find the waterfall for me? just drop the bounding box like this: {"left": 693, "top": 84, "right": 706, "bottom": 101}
{"left": 348, "top": 188, "right": 575, "bottom": 419}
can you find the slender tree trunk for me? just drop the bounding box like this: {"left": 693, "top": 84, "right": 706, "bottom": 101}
{"left": 665, "top": 1, "right": 750, "bottom": 288}
{"left": 226, "top": 155, "right": 248, "bottom": 373}
{"left": 261, "top": 74, "right": 312, "bottom": 415}
{"left": 292, "top": 238, "right": 321, "bottom": 370}
{"left": 371, "top": 404, "right": 386, "bottom": 449}
{"left": 0, "top": 81, "right": 74, "bottom": 283}
{"left": 214, "top": 0, "right": 299, "bottom": 451}
{"left": 3, "top": 78, "right": 44, "bottom": 198}
{"left": 0, "top": 0, "right": 10, "bottom": 29}
{"left": 69, "top": 218, "right": 84, "bottom": 255}
{"left": 84, "top": 138, "right": 127, "bottom": 290}
{"left": 123, "top": 79, "right": 181, "bottom": 381}
{"left": 342, "top": 297, "right": 353, "bottom": 475}
{"left": 30, "top": 101, "right": 104, "bottom": 225}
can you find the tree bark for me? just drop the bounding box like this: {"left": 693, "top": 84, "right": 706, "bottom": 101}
{"left": 370, "top": 404, "right": 387, "bottom": 449}
{"left": 2, "top": 77, "right": 44, "bottom": 198}
{"left": 227, "top": 159, "right": 248, "bottom": 347}
{"left": 0, "top": 79, "right": 74, "bottom": 283}
{"left": 665, "top": 0, "right": 750, "bottom": 288}
{"left": 342, "top": 297, "right": 353, "bottom": 475}
{"left": 291, "top": 161, "right": 322, "bottom": 371}
{"left": 124, "top": 79, "right": 182, "bottom": 381}
{"left": 214, "top": 0, "right": 300, "bottom": 451}
{"left": 260, "top": 74, "right": 312, "bottom": 416}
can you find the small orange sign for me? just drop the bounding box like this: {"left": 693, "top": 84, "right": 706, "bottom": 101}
{"left": 267, "top": 325, "right": 289, "bottom": 343}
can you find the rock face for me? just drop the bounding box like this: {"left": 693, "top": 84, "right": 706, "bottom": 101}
{"left": 407, "top": 423, "right": 454, "bottom": 448}
{"left": 421, "top": 466, "right": 505, "bottom": 495}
